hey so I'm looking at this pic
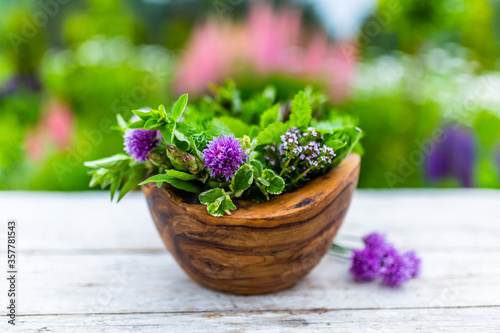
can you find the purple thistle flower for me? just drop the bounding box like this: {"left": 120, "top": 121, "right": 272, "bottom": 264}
{"left": 350, "top": 248, "right": 381, "bottom": 281}
{"left": 380, "top": 248, "right": 413, "bottom": 287}
{"left": 124, "top": 129, "right": 159, "bottom": 162}
{"left": 203, "top": 135, "right": 248, "bottom": 180}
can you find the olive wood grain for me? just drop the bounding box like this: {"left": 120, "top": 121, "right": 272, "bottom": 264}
{"left": 142, "top": 154, "right": 361, "bottom": 294}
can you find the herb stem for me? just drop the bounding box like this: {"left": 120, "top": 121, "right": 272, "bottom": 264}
{"left": 279, "top": 159, "right": 291, "bottom": 177}
{"left": 291, "top": 167, "right": 313, "bottom": 185}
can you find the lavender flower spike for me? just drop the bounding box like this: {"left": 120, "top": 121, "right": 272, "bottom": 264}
{"left": 124, "top": 129, "right": 159, "bottom": 162}
{"left": 203, "top": 134, "right": 248, "bottom": 180}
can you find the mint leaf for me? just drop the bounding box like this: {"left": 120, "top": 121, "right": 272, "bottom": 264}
{"left": 166, "top": 169, "right": 198, "bottom": 181}
{"left": 261, "top": 169, "right": 285, "bottom": 195}
{"left": 199, "top": 188, "right": 225, "bottom": 205}
{"left": 84, "top": 154, "right": 130, "bottom": 171}
{"left": 172, "top": 94, "right": 188, "bottom": 121}
{"left": 250, "top": 160, "right": 263, "bottom": 177}
{"left": 230, "top": 164, "right": 254, "bottom": 197}
{"left": 132, "top": 109, "right": 152, "bottom": 121}
{"left": 139, "top": 174, "right": 201, "bottom": 193}
{"left": 289, "top": 91, "right": 311, "bottom": 129}
{"left": 129, "top": 120, "right": 145, "bottom": 129}
{"left": 256, "top": 122, "right": 288, "bottom": 146}
{"left": 118, "top": 164, "right": 147, "bottom": 202}
{"left": 110, "top": 172, "right": 123, "bottom": 200}
{"left": 216, "top": 116, "right": 251, "bottom": 138}
{"left": 260, "top": 104, "right": 279, "bottom": 128}
{"left": 199, "top": 188, "right": 236, "bottom": 216}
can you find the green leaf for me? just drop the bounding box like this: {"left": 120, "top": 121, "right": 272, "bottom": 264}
{"left": 260, "top": 104, "right": 279, "bottom": 128}
{"left": 210, "top": 119, "right": 232, "bottom": 136}
{"left": 229, "top": 164, "right": 254, "bottom": 197}
{"left": 173, "top": 130, "right": 190, "bottom": 151}
{"left": 199, "top": 188, "right": 236, "bottom": 217}
{"left": 129, "top": 120, "right": 145, "bottom": 129}
{"left": 172, "top": 94, "right": 189, "bottom": 120}
{"left": 261, "top": 169, "right": 285, "bottom": 195}
{"left": 256, "top": 122, "right": 288, "bottom": 146}
{"left": 329, "top": 127, "right": 362, "bottom": 168}
{"left": 89, "top": 168, "right": 109, "bottom": 188}
{"left": 158, "top": 104, "right": 167, "bottom": 118}
{"left": 84, "top": 154, "right": 130, "bottom": 171}
{"left": 250, "top": 160, "right": 263, "bottom": 177}
{"left": 118, "top": 165, "right": 147, "bottom": 202}
{"left": 110, "top": 171, "right": 123, "bottom": 200}
{"left": 216, "top": 116, "right": 251, "bottom": 138}
{"left": 166, "top": 169, "right": 198, "bottom": 181}
{"left": 143, "top": 118, "right": 161, "bottom": 130}
{"left": 208, "top": 197, "right": 224, "bottom": 216}
{"left": 160, "top": 127, "right": 173, "bottom": 144}
{"left": 139, "top": 174, "right": 201, "bottom": 193}
{"left": 289, "top": 91, "right": 312, "bottom": 129}
{"left": 132, "top": 110, "right": 152, "bottom": 121}
{"left": 257, "top": 177, "right": 270, "bottom": 186}
{"left": 199, "top": 188, "right": 225, "bottom": 205}
{"left": 323, "top": 138, "right": 347, "bottom": 151}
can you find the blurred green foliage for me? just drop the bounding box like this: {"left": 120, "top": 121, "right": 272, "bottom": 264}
{"left": 0, "top": 0, "right": 499, "bottom": 190}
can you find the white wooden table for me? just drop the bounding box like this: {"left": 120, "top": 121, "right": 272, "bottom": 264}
{"left": 1, "top": 190, "right": 500, "bottom": 332}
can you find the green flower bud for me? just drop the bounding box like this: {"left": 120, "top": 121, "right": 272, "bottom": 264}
{"left": 166, "top": 145, "right": 188, "bottom": 171}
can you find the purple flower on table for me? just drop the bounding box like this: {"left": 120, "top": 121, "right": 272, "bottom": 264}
{"left": 350, "top": 248, "right": 381, "bottom": 281}
{"left": 363, "top": 233, "right": 390, "bottom": 253}
{"left": 202, "top": 134, "right": 248, "bottom": 180}
{"left": 425, "top": 125, "right": 475, "bottom": 187}
{"left": 402, "top": 250, "right": 421, "bottom": 278}
{"left": 380, "top": 248, "right": 413, "bottom": 287}
{"left": 124, "top": 129, "right": 159, "bottom": 162}
{"left": 348, "top": 233, "right": 421, "bottom": 287}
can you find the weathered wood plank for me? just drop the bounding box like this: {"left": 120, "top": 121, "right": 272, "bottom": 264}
{"left": 9, "top": 307, "right": 500, "bottom": 333}
{"left": 1, "top": 190, "right": 499, "bottom": 252}
{"left": 9, "top": 251, "right": 500, "bottom": 315}
{"left": 0, "top": 190, "right": 499, "bottom": 331}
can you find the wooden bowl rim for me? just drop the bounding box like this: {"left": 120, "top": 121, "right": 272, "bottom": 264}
{"left": 142, "top": 154, "right": 360, "bottom": 227}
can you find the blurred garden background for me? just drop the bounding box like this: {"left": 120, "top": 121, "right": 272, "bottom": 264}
{"left": 1, "top": 0, "right": 500, "bottom": 191}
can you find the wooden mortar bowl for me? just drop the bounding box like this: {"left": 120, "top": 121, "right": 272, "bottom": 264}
{"left": 142, "top": 154, "right": 360, "bottom": 294}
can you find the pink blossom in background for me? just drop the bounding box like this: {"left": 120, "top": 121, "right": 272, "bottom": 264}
{"left": 46, "top": 102, "right": 74, "bottom": 149}
{"left": 25, "top": 100, "right": 74, "bottom": 161}
{"left": 174, "top": 2, "right": 358, "bottom": 101}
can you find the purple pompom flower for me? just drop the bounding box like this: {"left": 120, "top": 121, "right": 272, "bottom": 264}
{"left": 350, "top": 248, "right": 381, "bottom": 281}
{"left": 124, "top": 129, "right": 159, "bottom": 162}
{"left": 380, "top": 248, "right": 413, "bottom": 287}
{"left": 348, "top": 233, "right": 421, "bottom": 287}
{"left": 402, "top": 250, "right": 421, "bottom": 278}
{"left": 363, "top": 232, "right": 392, "bottom": 257}
{"left": 203, "top": 135, "right": 248, "bottom": 180}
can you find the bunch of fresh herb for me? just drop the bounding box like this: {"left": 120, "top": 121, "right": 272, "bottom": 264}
{"left": 85, "top": 83, "right": 362, "bottom": 216}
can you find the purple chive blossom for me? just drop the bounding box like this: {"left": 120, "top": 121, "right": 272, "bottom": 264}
{"left": 402, "top": 250, "right": 421, "bottom": 278}
{"left": 350, "top": 248, "right": 381, "bottom": 281}
{"left": 124, "top": 129, "right": 159, "bottom": 162}
{"left": 203, "top": 134, "right": 248, "bottom": 180}
{"left": 349, "top": 233, "right": 421, "bottom": 287}
{"left": 380, "top": 248, "right": 413, "bottom": 287}
{"left": 363, "top": 232, "right": 392, "bottom": 257}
